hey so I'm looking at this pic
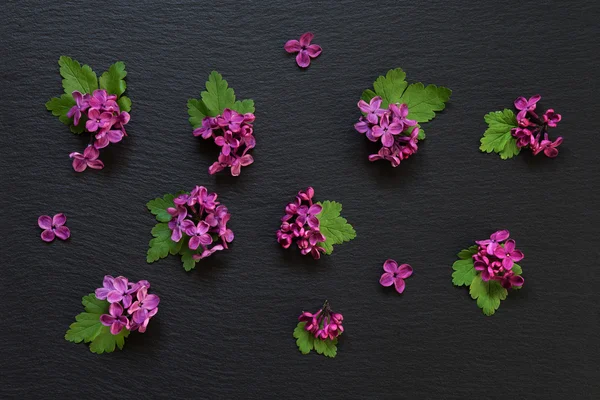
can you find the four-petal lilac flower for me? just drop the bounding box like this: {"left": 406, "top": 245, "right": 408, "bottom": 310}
{"left": 69, "top": 145, "right": 104, "bottom": 172}
{"left": 357, "top": 96, "right": 385, "bottom": 124}
{"left": 100, "top": 302, "right": 129, "bottom": 335}
{"left": 379, "top": 259, "right": 413, "bottom": 294}
{"left": 284, "top": 32, "right": 322, "bottom": 68}
{"left": 186, "top": 221, "right": 213, "bottom": 250}
{"left": 128, "top": 286, "right": 160, "bottom": 324}
{"left": 494, "top": 239, "right": 524, "bottom": 270}
{"left": 66, "top": 91, "right": 90, "bottom": 126}
{"left": 38, "top": 213, "right": 70, "bottom": 242}
{"left": 476, "top": 229, "right": 510, "bottom": 255}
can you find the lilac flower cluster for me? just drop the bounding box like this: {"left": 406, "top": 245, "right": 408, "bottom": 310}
{"left": 474, "top": 230, "right": 525, "bottom": 289}
{"left": 354, "top": 96, "right": 420, "bottom": 167}
{"left": 167, "top": 186, "right": 233, "bottom": 260}
{"left": 96, "top": 275, "right": 159, "bottom": 335}
{"left": 194, "top": 109, "right": 255, "bottom": 176}
{"left": 67, "top": 89, "right": 130, "bottom": 172}
{"left": 276, "top": 187, "right": 326, "bottom": 259}
{"left": 298, "top": 301, "right": 344, "bottom": 341}
{"left": 511, "top": 95, "right": 563, "bottom": 158}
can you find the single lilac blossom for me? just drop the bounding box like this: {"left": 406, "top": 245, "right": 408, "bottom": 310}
{"left": 379, "top": 259, "right": 413, "bottom": 294}
{"left": 284, "top": 32, "right": 322, "bottom": 68}
{"left": 38, "top": 213, "right": 70, "bottom": 242}
{"left": 494, "top": 239, "right": 524, "bottom": 270}
{"left": 66, "top": 91, "right": 90, "bottom": 126}
{"left": 357, "top": 96, "right": 385, "bottom": 124}
{"left": 128, "top": 286, "right": 160, "bottom": 324}
{"left": 69, "top": 145, "right": 104, "bottom": 172}
{"left": 100, "top": 302, "right": 129, "bottom": 335}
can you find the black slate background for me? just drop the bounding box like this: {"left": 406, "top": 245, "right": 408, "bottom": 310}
{"left": 1, "top": 0, "right": 599, "bottom": 398}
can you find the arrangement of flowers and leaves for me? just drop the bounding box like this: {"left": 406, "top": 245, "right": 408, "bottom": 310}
{"left": 46, "top": 56, "right": 131, "bottom": 172}
{"left": 277, "top": 187, "right": 356, "bottom": 259}
{"left": 293, "top": 300, "right": 343, "bottom": 358}
{"left": 355, "top": 68, "right": 451, "bottom": 167}
{"left": 452, "top": 230, "right": 525, "bottom": 315}
{"left": 65, "top": 276, "right": 159, "bottom": 354}
{"left": 480, "top": 95, "right": 563, "bottom": 159}
{"left": 187, "top": 71, "right": 256, "bottom": 176}
{"left": 147, "top": 186, "right": 233, "bottom": 271}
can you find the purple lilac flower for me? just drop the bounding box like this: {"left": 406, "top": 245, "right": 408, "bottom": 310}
{"left": 472, "top": 230, "right": 525, "bottom": 289}
{"left": 354, "top": 100, "right": 420, "bottom": 167}
{"left": 195, "top": 108, "right": 255, "bottom": 176}
{"left": 166, "top": 186, "right": 234, "bottom": 258}
{"left": 284, "top": 32, "right": 322, "bottom": 68}
{"left": 277, "top": 187, "right": 326, "bottom": 259}
{"left": 97, "top": 275, "right": 158, "bottom": 335}
{"left": 68, "top": 89, "right": 130, "bottom": 172}
{"left": 38, "top": 213, "right": 70, "bottom": 242}
{"left": 298, "top": 301, "right": 343, "bottom": 341}
{"left": 510, "top": 94, "right": 563, "bottom": 158}
{"left": 379, "top": 259, "right": 413, "bottom": 294}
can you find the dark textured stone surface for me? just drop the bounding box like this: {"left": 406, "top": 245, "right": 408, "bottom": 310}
{"left": 1, "top": 0, "right": 599, "bottom": 398}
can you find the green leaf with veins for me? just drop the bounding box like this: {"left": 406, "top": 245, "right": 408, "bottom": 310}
{"left": 479, "top": 109, "right": 520, "bottom": 159}
{"left": 469, "top": 275, "right": 508, "bottom": 316}
{"left": 293, "top": 322, "right": 314, "bottom": 354}
{"left": 398, "top": 83, "right": 452, "bottom": 123}
{"left": 58, "top": 56, "right": 98, "bottom": 95}
{"left": 147, "top": 193, "right": 176, "bottom": 222}
{"left": 99, "top": 61, "right": 127, "bottom": 97}
{"left": 315, "top": 201, "right": 356, "bottom": 255}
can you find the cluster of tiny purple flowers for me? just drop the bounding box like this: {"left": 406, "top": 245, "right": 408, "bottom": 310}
{"left": 354, "top": 96, "right": 420, "bottom": 167}
{"left": 67, "top": 89, "right": 130, "bottom": 172}
{"left": 194, "top": 109, "right": 256, "bottom": 176}
{"left": 473, "top": 230, "right": 525, "bottom": 289}
{"left": 277, "top": 187, "right": 326, "bottom": 259}
{"left": 511, "top": 95, "right": 563, "bottom": 158}
{"left": 167, "top": 186, "right": 233, "bottom": 260}
{"left": 298, "top": 301, "right": 344, "bottom": 341}
{"left": 96, "top": 275, "right": 159, "bottom": 335}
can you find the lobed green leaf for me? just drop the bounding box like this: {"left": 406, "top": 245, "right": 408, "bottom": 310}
{"left": 479, "top": 109, "right": 520, "bottom": 159}
{"left": 58, "top": 56, "right": 98, "bottom": 95}
{"left": 469, "top": 275, "right": 508, "bottom": 316}
{"left": 99, "top": 61, "right": 127, "bottom": 97}
{"left": 315, "top": 201, "right": 356, "bottom": 255}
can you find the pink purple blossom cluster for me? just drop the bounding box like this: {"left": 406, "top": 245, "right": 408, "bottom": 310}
{"left": 474, "top": 230, "right": 525, "bottom": 289}
{"left": 511, "top": 95, "right": 562, "bottom": 158}
{"left": 167, "top": 186, "right": 233, "bottom": 260}
{"left": 67, "top": 89, "right": 130, "bottom": 172}
{"left": 354, "top": 96, "right": 420, "bottom": 167}
{"left": 298, "top": 301, "right": 344, "bottom": 341}
{"left": 194, "top": 109, "right": 255, "bottom": 176}
{"left": 277, "top": 187, "right": 326, "bottom": 259}
{"left": 96, "top": 275, "right": 159, "bottom": 335}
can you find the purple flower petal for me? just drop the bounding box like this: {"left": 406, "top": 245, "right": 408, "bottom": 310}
{"left": 41, "top": 229, "right": 55, "bottom": 242}
{"left": 306, "top": 44, "right": 322, "bottom": 57}
{"left": 284, "top": 39, "right": 301, "bottom": 53}
{"left": 296, "top": 51, "right": 310, "bottom": 68}
{"left": 143, "top": 294, "right": 160, "bottom": 310}
{"left": 379, "top": 272, "right": 394, "bottom": 287}
{"left": 383, "top": 259, "right": 398, "bottom": 273}
{"left": 38, "top": 215, "right": 52, "bottom": 230}
{"left": 99, "top": 314, "right": 115, "bottom": 326}
{"left": 394, "top": 277, "right": 406, "bottom": 294}
{"left": 396, "top": 264, "right": 413, "bottom": 279}
{"left": 299, "top": 32, "right": 314, "bottom": 47}
{"left": 54, "top": 226, "right": 70, "bottom": 240}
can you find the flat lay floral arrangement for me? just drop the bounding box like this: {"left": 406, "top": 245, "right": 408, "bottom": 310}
{"left": 38, "top": 34, "right": 564, "bottom": 357}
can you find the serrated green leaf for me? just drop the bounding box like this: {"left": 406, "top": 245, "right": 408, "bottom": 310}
{"left": 70, "top": 120, "right": 86, "bottom": 134}
{"left": 313, "top": 337, "right": 338, "bottom": 358}
{"left": 99, "top": 61, "right": 127, "bottom": 97}
{"left": 361, "top": 89, "right": 377, "bottom": 103}
{"left": 187, "top": 98, "right": 210, "bottom": 128}
{"left": 180, "top": 246, "right": 198, "bottom": 271}
{"left": 452, "top": 259, "right": 477, "bottom": 287}
{"left": 65, "top": 293, "right": 130, "bottom": 354}
{"left": 512, "top": 263, "right": 522, "bottom": 275}
{"left": 147, "top": 223, "right": 180, "bottom": 263}
{"left": 231, "top": 99, "right": 255, "bottom": 114}
{"left": 457, "top": 245, "right": 479, "bottom": 260}
{"left": 58, "top": 56, "right": 98, "bottom": 95}
{"left": 117, "top": 96, "right": 131, "bottom": 112}
{"left": 479, "top": 109, "right": 520, "bottom": 160}
{"left": 398, "top": 83, "right": 452, "bottom": 123}
{"left": 293, "top": 322, "right": 314, "bottom": 354}
{"left": 373, "top": 68, "right": 408, "bottom": 108}
{"left": 147, "top": 193, "right": 176, "bottom": 222}
{"left": 469, "top": 275, "right": 508, "bottom": 316}
{"left": 315, "top": 201, "right": 356, "bottom": 255}
{"left": 46, "top": 94, "right": 75, "bottom": 125}
{"left": 201, "top": 71, "right": 236, "bottom": 117}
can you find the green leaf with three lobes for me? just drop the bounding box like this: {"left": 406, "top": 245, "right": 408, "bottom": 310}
{"left": 469, "top": 275, "right": 508, "bottom": 316}
{"left": 147, "top": 193, "right": 176, "bottom": 222}
{"left": 117, "top": 96, "right": 132, "bottom": 112}
{"left": 147, "top": 223, "right": 182, "bottom": 263}
{"left": 58, "top": 56, "right": 98, "bottom": 95}
{"left": 372, "top": 68, "right": 408, "bottom": 108}
{"left": 452, "top": 245, "right": 479, "bottom": 286}
{"left": 65, "top": 294, "right": 129, "bottom": 354}
{"left": 313, "top": 336, "right": 338, "bottom": 358}
{"left": 479, "top": 109, "right": 520, "bottom": 159}
{"left": 294, "top": 322, "right": 338, "bottom": 357}
{"left": 99, "top": 61, "right": 127, "bottom": 97}
{"left": 45, "top": 94, "right": 75, "bottom": 125}
{"left": 187, "top": 71, "right": 255, "bottom": 128}
{"left": 315, "top": 201, "right": 356, "bottom": 255}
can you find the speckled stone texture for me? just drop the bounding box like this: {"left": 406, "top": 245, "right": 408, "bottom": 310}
{"left": 1, "top": 0, "right": 599, "bottom": 398}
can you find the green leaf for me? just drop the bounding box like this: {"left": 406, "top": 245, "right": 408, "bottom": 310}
{"left": 187, "top": 98, "right": 211, "bottom": 128}
{"left": 372, "top": 68, "right": 408, "bottom": 108}
{"left": 452, "top": 259, "right": 476, "bottom": 287}
{"left": 99, "top": 61, "right": 127, "bottom": 97}
{"left": 201, "top": 71, "right": 236, "bottom": 116}
{"left": 180, "top": 245, "right": 198, "bottom": 271}
{"left": 457, "top": 245, "right": 479, "bottom": 260}
{"left": 313, "top": 337, "right": 338, "bottom": 358}
{"left": 46, "top": 94, "right": 75, "bottom": 125}
{"left": 117, "top": 96, "right": 132, "bottom": 112}
{"left": 315, "top": 201, "right": 356, "bottom": 255}
{"left": 512, "top": 263, "right": 522, "bottom": 275}
{"left": 469, "top": 275, "right": 508, "bottom": 316}
{"left": 231, "top": 99, "right": 255, "bottom": 114}
{"left": 398, "top": 82, "right": 452, "bottom": 122}
{"left": 65, "top": 293, "right": 129, "bottom": 354}
{"left": 58, "top": 56, "right": 98, "bottom": 95}
{"left": 406, "top": 124, "right": 425, "bottom": 140}
{"left": 361, "top": 89, "right": 377, "bottom": 103}
{"left": 147, "top": 223, "right": 180, "bottom": 263}
{"left": 479, "top": 109, "right": 520, "bottom": 160}
{"left": 147, "top": 193, "right": 176, "bottom": 222}
{"left": 293, "top": 322, "right": 314, "bottom": 354}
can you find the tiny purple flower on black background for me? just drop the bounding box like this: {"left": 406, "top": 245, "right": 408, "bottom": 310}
{"left": 38, "top": 213, "right": 70, "bottom": 242}
{"left": 284, "top": 32, "right": 322, "bottom": 68}
{"left": 379, "top": 260, "right": 413, "bottom": 294}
